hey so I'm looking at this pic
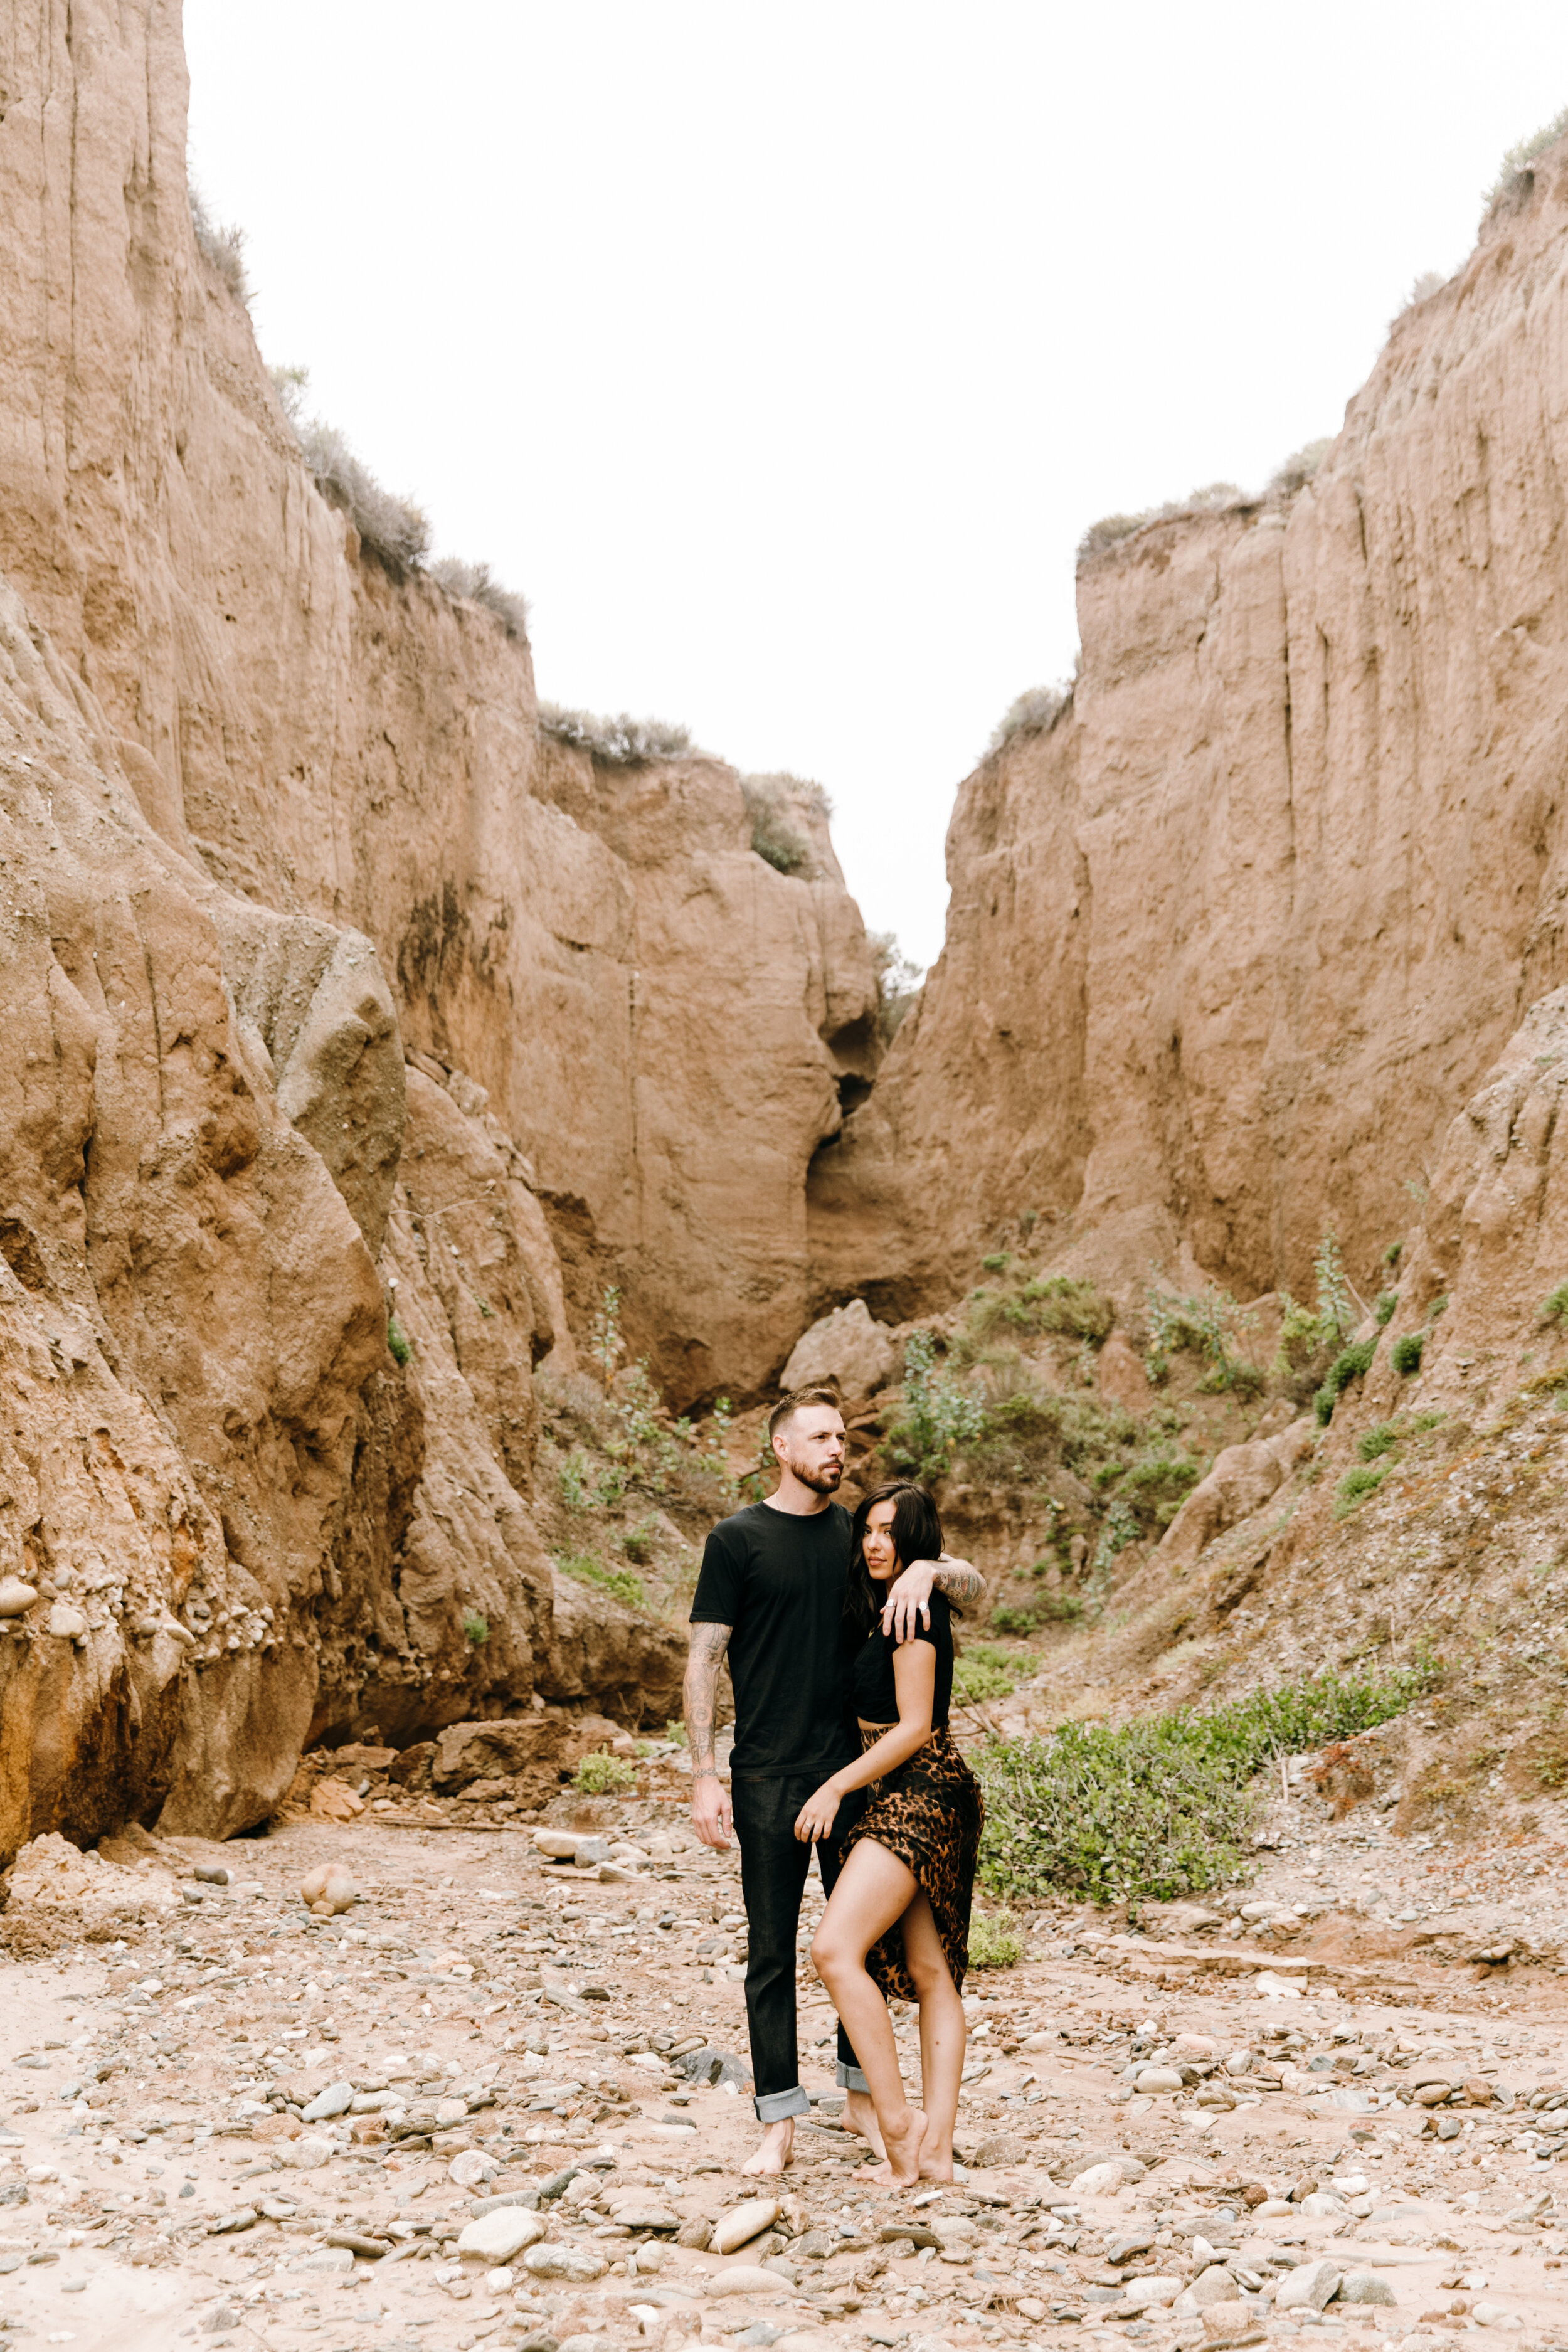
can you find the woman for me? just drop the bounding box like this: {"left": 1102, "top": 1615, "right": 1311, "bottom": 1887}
{"left": 795, "top": 1479, "right": 983, "bottom": 2186}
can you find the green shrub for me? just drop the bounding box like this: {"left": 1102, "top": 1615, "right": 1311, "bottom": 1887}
{"left": 1335, "top": 1463, "right": 1387, "bottom": 1518}
{"left": 982, "top": 1252, "right": 1011, "bottom": 1273}
{"left": 1313, "top": 1229, "right": 1356, "bottom": 1338}
{"left": 1428, "top": 1293, "right": 1449, "bottom": 1322}
{"left": 1392, "top": 1332, "right": 1425, "bottom": 1378}
{"left": 462, "top": 1610, "right": 489, "bottom": 1646}
{"left": 887, "top": 1331, "right": 988, "bottom": 1477}
{"left": 1020, "top": 1276, "right": 1116, "bottom": 1343}
{"left": 1374, "top": 1291, "right": 1399, "bottom": 1328}
{"left": 540, "top": 705, "right": 691, "bottom": 765}
{"left": 953, "top": 1643, "right": 1029, "bottom": 1706}
{"left": 1356, "top": 1422, "right": 1399, "bottom": 1461}
{"left": 1145, "top": 1278, "right": 1254, "bottom": 1389}
{"left": 968, "top": 1910, "right": 1024, "bottom": 1968}
{"left": 556, "top": 1552, "right": 646, "bottom": 1610}
{"left": 664, "top": 1717, "right": 688, "bottom": 1746}
{"left": 1385, "top": 1240, "right": 1403, "bottom": 1266}
{"left": 1313, "top": 1338, "right": 1377, "bottom": 1424}
{"left": 622, "top": 1516, "right": 661, "bottom": 1565}
{"left": 387, "top": 1314, "right": 411, "bottom": 1367}
{"left": 574, "top": 1752, "right": 637, "bottom": 1795}
{"left": 1102, "top": 1447, "right": 1202, "bottom": 1533}
{"left": 1539, "top": 1283, "right": 1568, "bottom": 1326}
{"left": 739, "top": 774, "right": 829, "bottom": 875}
{"left": 977, "top": 1663, "right": 1436, "bottom": 1908}
{"left": 989, "top": 1602, "right": 1040, "bottom": 1636}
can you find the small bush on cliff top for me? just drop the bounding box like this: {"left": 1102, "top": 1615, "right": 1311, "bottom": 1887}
{"left": 740, "top": 774, "right": 827, "bottom": 875}
{"left": 271, "top": 368, "right": 430, "bottom": 572}
{"left": 431, "top": 558, "right": 530, "bottom": 642}
{"left": 189, "top": 184, "right": 251, "bottom": 308}
{"left": 1268, "top": 438, "right": 1332, "bottom": 499}
{"left": 539, "top": 705, "right": 692, "bottom": 765}
{"left": 988, "top": 682, "right": 1071, "bottom": 755}
{"left": 1078, "top": 482, "right": 1246, "bottom": 566}
{"left": 1485, "top": 106, "right": 1568, "bottom": 212}
{"left": 977, "top": 1661, "right": 1435, "bottom": 1908}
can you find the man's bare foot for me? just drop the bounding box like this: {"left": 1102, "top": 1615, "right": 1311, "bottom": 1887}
{"left": 741, "top": 2118, "right": 795, "bottom": 2176}
{"left": 842, "top": 2087, "right": 887, "bottom": 2161}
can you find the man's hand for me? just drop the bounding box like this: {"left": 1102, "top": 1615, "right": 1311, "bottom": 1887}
{"left": 684, "top": 1620, "right": 733, "bottom": 1845}
{"left": 793, "top": 1779, "right": 843, "bottom": 1845}
{"left": 692, "top": 1771, "right": 733, "bottom": 1848}
{"left": 882, "top": 1560, "right": 936, "bottom": 1643}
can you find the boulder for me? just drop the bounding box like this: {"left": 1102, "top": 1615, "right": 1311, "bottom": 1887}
{"left": 458, "top": 2210, "right": 546, "bottom": 2262}
{"left": 1157, "top": 1420, "right": 1317, "bottom": 1572}
{"left": 711, "top": 2198, "right": 781, "bottom": 2255}
{"left": 1276, "top": 2261, "right": 1342, "bottom": 2312}
{"left": 1337, "top": 2274, "right": 1397, "bottom": 2307}
{"left": 781, "top": 1300, "right": 896, "bottom": 1400}
{"left": 3, "top": 1834, "right": 178, "bottom": 1949}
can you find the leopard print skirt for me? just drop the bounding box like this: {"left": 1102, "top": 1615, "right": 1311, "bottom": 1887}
{"left": 840, "top": 1725, "right": 984, "bottom": 2003}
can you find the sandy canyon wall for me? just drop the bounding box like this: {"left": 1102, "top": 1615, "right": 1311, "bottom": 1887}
{"left": 0, "top": 0, "right": 875, "bottom": 1855}
{"left": 814, "top": 137, "right": 1568, "bottom": 1320}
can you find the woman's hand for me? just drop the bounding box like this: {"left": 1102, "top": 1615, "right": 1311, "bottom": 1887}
{"left": 794, "top": 1780, "right": 843, "bottom": 1844}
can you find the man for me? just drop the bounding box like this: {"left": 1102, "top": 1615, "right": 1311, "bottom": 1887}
{"left": 685, "top": 1384, "right": 983, "bottom": 2177}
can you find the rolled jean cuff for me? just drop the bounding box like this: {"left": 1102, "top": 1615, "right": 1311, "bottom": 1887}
{"left": 836, "top": 2061, "right": 869, "bottom": 2094}
{"left": 755, "top": 2084, "right": 810, "bottom": 2124}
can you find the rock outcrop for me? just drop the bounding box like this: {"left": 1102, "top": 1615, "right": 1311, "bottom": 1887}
{"left": 0, "top": 0, "right": 872, "bottom": 1854}
{"left": 781, "top": 1298, "right": 898, "bottom": 1400}
{"left": 814, "top": 136, "right": 1568, "bottom": 1320}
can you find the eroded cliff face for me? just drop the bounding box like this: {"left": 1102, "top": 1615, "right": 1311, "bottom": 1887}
{"left": 0, "top": 0, "right": 871, "bottom": 1851}
{"left": 815, "top": 137, "right": 1568, "bottom": 1319}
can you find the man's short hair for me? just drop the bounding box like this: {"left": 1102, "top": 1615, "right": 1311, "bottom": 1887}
{"left": 768, "top": 1383, "right": 843, "bottom": 1446}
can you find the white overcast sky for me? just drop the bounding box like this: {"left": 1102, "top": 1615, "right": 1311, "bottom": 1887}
{"left": 186, "top": 3, "right": 1568, "bottom": 972}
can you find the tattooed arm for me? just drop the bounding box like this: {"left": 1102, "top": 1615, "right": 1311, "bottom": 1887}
{"left": 684, "top": 1620, "right": 734, "bottom": 1847}
{"left": 883, "top": 1550, "right": 985, "bottom": 1641}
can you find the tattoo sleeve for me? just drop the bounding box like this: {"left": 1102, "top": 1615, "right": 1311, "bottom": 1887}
{"left": 932, "top": 1560, "right": 984, "bottom": 1604}
{"left": 683, "top": 1622, "right": 732, "bottom": 1774}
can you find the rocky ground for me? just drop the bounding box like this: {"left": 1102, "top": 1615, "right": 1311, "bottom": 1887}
{"left": 0, "top": 1755, "right": 1564, "bottom": 2352}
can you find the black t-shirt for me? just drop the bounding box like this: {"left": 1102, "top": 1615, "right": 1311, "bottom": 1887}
{"left": 849, "top": 1591, "right": 953, "bottom": 1730}
{"left": 690, "top": 1500, "right": 857, "bottom": 1778}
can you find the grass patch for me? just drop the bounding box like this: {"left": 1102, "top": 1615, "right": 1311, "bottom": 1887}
{"left": 556, "top": 1551, "right": 646, "bottom": 1611}
{"left": 976, "top": 1663, "right": 1436, "bottom": 1909}
{"left": 1539, "top": 1283, "right": 1568, "bottom": 1327}
{"left": 1374, "top": 1291, "right": 1399, "bottom": 1328}
{"left": 1356, "top": 1422, "right": 1399, "bottom": 1461}
{"left": 952, "top": 1643, "right": 1030, "bottom": 1707}
{"left": 967, "top": 1910, "right": 1024, "bottom": 1969}
{"left": 387, "top": 1315, "right": 411, "bottom": 1367}
{"left": 1391, "top": 1332, "right": 1425, "bottom": 1378}
{"left": 461, "top": 1611, "right": 489, "bottom": 1646}
{"left": 574, "top": 1752, "right": 637, "bottom": 1796}
{"left": 1335, "top": 1463, "right": 1387, "bottom": 1518}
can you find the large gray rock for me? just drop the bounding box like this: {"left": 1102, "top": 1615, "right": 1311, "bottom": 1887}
{"left": 781, "top": 1299, "right": 896, "bottom": 1400}
{"left": 1276, "top": 2260, "right": 1342, "bottom": 2312}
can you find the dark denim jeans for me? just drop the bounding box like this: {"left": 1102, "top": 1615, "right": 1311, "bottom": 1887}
{"left": 730, "top": 1773, "right": 865, "bottom": 2121}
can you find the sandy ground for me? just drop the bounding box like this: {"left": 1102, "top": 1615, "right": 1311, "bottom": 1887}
{"left": 0, "top": 1793, "right": 1564, "bottom": 2352}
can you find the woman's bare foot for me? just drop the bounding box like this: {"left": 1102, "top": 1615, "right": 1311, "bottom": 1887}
{"left": 741, "top": 2118, "right": 795, "bottom": 2176}
{"left": 879, "top": 2104, "right": 928, "bottom": 2187}
{"left": 918, "top": 2140, "right": 956, "bottom": 2181}
{"left": 842, "top": 2087, "right": 887, "bottom": 2160}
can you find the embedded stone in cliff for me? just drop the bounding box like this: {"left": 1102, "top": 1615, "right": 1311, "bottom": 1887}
{"left": 1096, "top": 1330, "right": 1152, "bottom": 1411}
{"left": 781, "top": 1298, "right": 896, "bottom": 1399}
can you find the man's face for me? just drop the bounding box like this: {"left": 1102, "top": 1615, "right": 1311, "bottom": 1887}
{"left": 775, "top": 1406, "right": 845, "bottom": 1491}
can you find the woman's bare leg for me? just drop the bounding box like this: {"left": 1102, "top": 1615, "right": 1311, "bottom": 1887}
{"left": 900, "top": 1892, "right": 965, "bottom": 2178}
{"left": 810, "top": 1841, "right": 928, "bottom": 2186}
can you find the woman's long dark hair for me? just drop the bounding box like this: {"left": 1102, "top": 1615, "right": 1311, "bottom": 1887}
{"left": 844, "top": 1480, "right": 946, "bottom": 1634}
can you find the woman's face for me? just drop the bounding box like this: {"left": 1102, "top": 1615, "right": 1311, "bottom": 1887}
{"left": 862, "top": 1500, "right": 899, "bottom": 1584}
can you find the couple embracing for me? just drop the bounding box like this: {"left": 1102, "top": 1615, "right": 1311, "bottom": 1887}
{"left": 683, "top": 1384, "right": 985, "bottom": 2185}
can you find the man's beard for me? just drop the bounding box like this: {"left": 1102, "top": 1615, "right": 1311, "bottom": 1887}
{"left": 792, "top": 1459, "right": 842, "bottom": 1493}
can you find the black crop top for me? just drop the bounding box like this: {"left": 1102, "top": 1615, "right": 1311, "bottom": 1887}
{"left": 849, "top": 1590, "right": 953, "bottom": 1728}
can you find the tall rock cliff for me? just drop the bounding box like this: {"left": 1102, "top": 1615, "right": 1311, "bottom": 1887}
{"left": 814, "top": 135, "right": 1568, "bottom": 1319}
{"left": 0, "top": 0, "right": 873, "bottom": 1852}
